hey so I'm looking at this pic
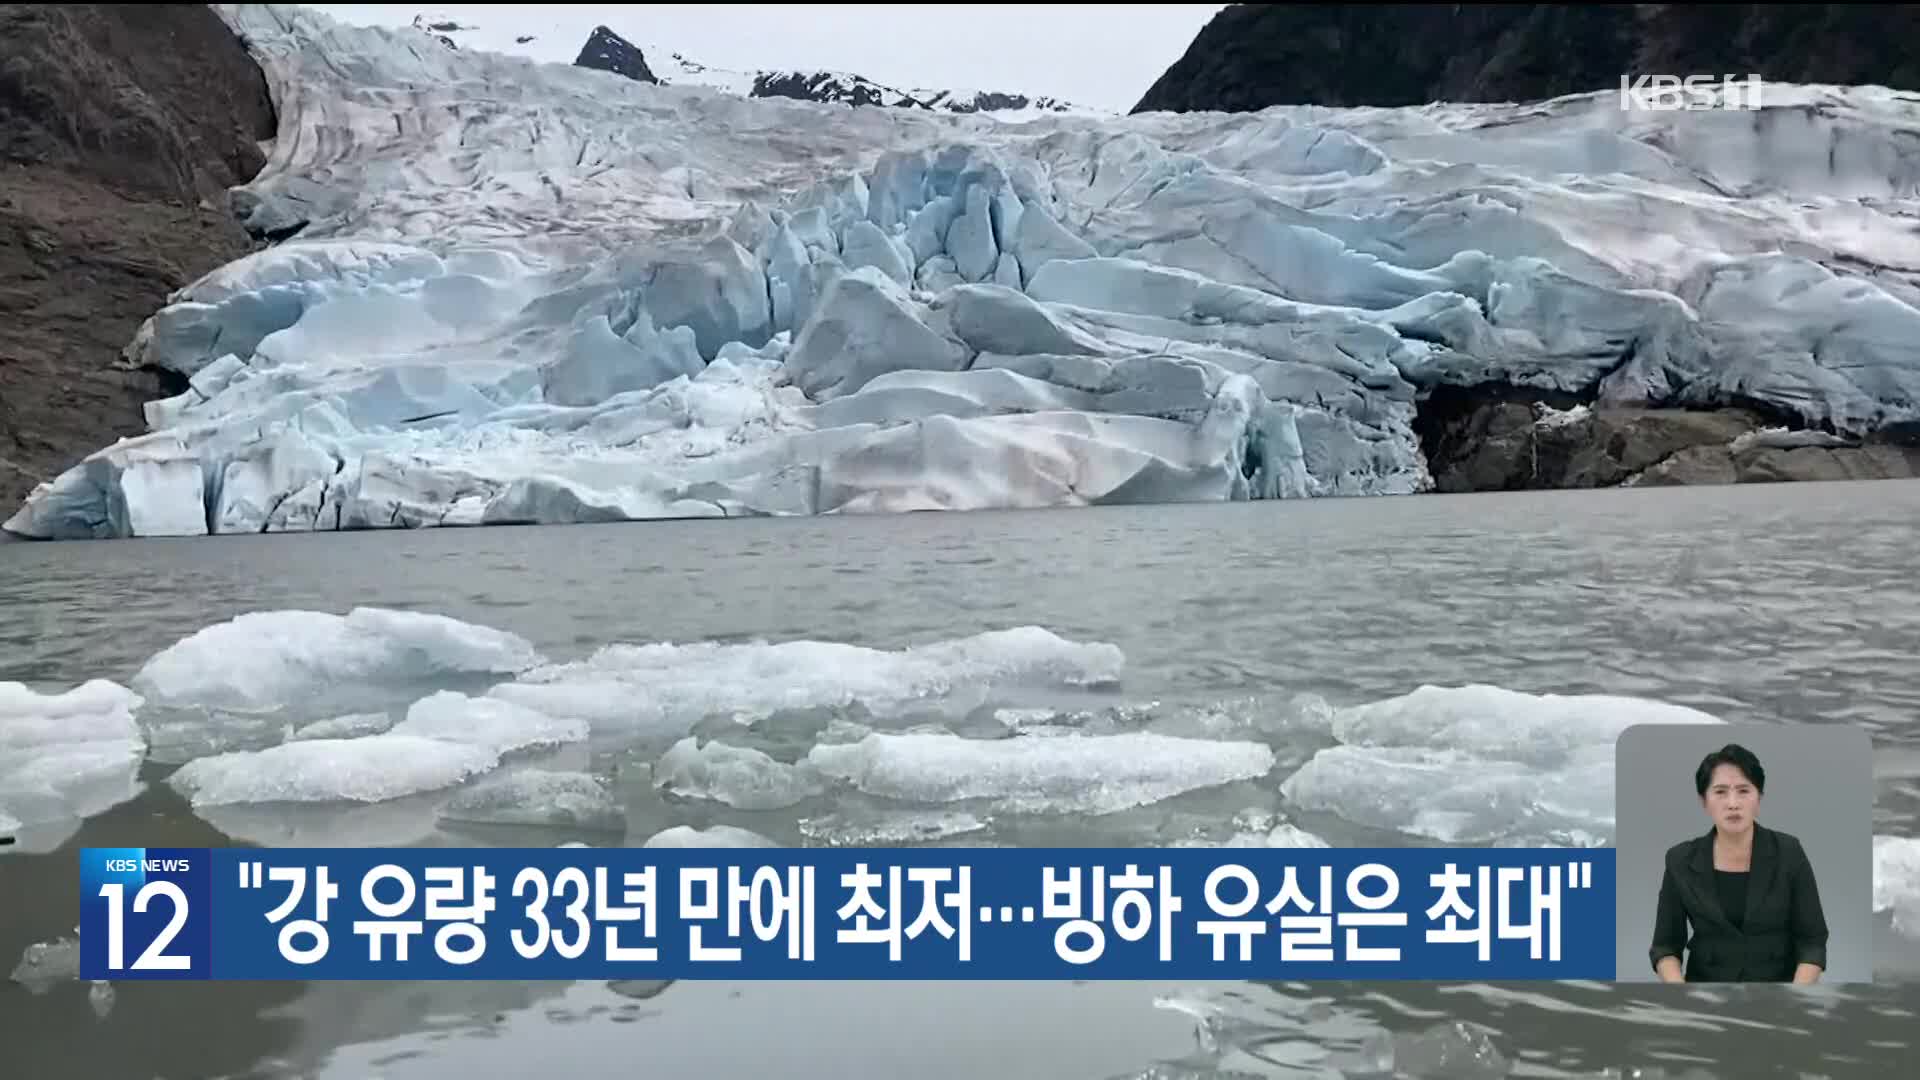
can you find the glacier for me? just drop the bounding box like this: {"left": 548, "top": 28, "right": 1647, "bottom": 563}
{"left": 9, "top": 3, "right": 1920, "bottom": 538}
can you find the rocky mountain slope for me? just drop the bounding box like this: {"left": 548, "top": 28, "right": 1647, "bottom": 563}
{"left": 0, "top": 3, "right": 277, "bottom": 513}
{"left": 571, "top": 24, "right": 1080, "bottom": 115}
{"left": 572, "top": 25, "right": 655, "bottom": 84}
{"left": 1133, "top": 3, "right": 1920, "bottom": 113}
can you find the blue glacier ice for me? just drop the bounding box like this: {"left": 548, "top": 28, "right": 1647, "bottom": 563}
{"left": 9, "top": 3, "right": 1920, "bottom": 538}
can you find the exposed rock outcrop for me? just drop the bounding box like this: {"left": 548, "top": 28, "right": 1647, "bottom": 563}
{"left": 1418, "top": 392, "right": 1920, "bottom": 491}
{"left": 0, "top": 3, "right": 276, "bottom": 511}
{"left": 574, "top": 25, "right": 656, "bottom": 84}
{"left": 573, "top": 24, "right": 1076, "bottom": 114}
{"left": 1134, "top": 4, "right": 1920, "bottom": 114}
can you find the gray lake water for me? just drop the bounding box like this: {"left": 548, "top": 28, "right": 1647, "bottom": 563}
{"left": 4, "top": 480, "right": 1920, "bottom": 1079}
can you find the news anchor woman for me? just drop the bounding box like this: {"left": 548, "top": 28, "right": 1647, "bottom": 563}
{"left": 1648, "top": 744, "right": 1829, "bottom": 983}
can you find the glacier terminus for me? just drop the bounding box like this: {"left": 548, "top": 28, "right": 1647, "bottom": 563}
{"left": 8, "top": 3, "right": 1920, "bottom": 539}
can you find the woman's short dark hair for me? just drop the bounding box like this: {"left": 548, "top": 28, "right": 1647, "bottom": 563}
{"left": 1695, "top": 743, "right": 1765, "bottom": 797}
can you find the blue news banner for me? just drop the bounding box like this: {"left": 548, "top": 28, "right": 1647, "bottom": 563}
{"left": 79, "top": 847, "right": 1615, "bottom": 981}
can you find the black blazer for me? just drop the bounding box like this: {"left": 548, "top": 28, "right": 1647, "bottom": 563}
{"left": 1648, "top": 822, "right": 1829, "bottom": 982}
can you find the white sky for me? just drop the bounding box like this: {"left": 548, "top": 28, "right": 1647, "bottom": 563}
{"left": 305, "top": 4, "right": 1226, "bottom": 113}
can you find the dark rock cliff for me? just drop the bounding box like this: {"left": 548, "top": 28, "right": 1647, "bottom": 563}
{"left": 1134, "top": 4, "right": 1920, "bottom": 114}
{"left": 0, "top": 4, "right": 277, "bottom": 512}
{"left": 574, "top": 25, "right": 657, "bottom": 84}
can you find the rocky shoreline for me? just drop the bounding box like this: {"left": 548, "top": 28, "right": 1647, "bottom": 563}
{"left": 1417, "top": 390, "right": 1920, "bottom": 492}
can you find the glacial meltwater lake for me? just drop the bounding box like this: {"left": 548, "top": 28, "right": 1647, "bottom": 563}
{"left": 4, "top": 480, "right": 1919, "bottom": 1079}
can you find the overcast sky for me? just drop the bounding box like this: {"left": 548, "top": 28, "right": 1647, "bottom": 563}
{"left": 306, "top": 4, "right": 1225, "bottom": 113}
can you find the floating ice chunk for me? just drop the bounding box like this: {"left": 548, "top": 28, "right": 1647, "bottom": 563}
{"left": 1874, "top": 835, "right": 1920, "bottom": 938}
{"left": 642, "top": 824, "right": 778, "bottom": 848}
{"left": 168, "top": 735, "right": 501, "bottom": 806}
{"left": 1171, "top": 805, "right": 1332, "bottom": 848}
{"left": 291, "top": 712, "right": 393, "bottom": 741}
{"left": 11, "top": 936, "right": 80, "bottom": 995}
{"left": 806, "top": 731, "right": 1276, "bottom": 815}
{"left": 653, "top": 737, "right": 825, "bottom": 810}
{"left": 194, "top": 790, "right": 455, "bottom": 848}
{"left": 491, "top": 627, "right": 1123, "bottom": 736}
{"left": 1344, "top": 1021, "right": 1510, "bottom": 1080}
{"left": 1263, "top": 823, "right": 1328, "bottom": 848}
{"left": 1280, "top": 685, "right": 1722, "bottom": 845}
{"left": 390, "top": 691, "right": 586, "bottom": 758}
{"left": 440, "top": 770, "right": 624, "bottom": 831}
{"left": 0, "top": 680, "right": 145, "bottom": 736}
{"left": 1172, "top": 825, "right": 1330, "bottom": 849}
{"left": 797, "top": 810, "right": 987, "bottom": 846}
{"left": 0, "top": 680, "right": 146, "bottom": 840}
{"left": 1326, "top": 684, "right": 1722, "bottom": 765}
{"left": 131, "top": 607, "right": 542, "bottom": 712}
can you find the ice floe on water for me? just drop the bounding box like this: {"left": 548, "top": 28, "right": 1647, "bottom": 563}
{"left": 391, "top": 691, "right": 585, "bottom": 757}
{"left": 0, "top": 680, "right": 147, "bottom": 851}
{"left": 653, "top": 736, "right": 827, "bottom": 810}
{"left": 1280, "top": 684, "right": 1724, "bottom": 846}
{"left": 169, "top": 692, "right": 584, "bottom": 807}
{"left": 487, "top": 625, "right": 1123, "bottom": 736}
{"left": 806, "top": 731, "right": 1277, "bottom": 816}
{"left": 797, "top": 809, "right": 990, "bottom": 847}
{"left": 132, "top": 606, "right": 542, "bottom": 713}
{"left": 439, "top": 769, "right": 625, "bottom": 833}
{"left": 289, "top": 711, "right": 393, "bottom": 741}
{"left": 168, "top": 735, "right": 503, "bottom": 806}
{"left": 10, "top": 934, "right": 80, "bottom": 995}
{"left": 643, "top": 824, "right": 778, "bottom": 848}
{"left": 1165, "top": 809, "right": 1331, "bottom": 850}
{"left": 7, "top": 602, "right": 1920, "bottom": 937}
{"left": 1876, "top": 835, "right": 1920, "bottom": 937}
